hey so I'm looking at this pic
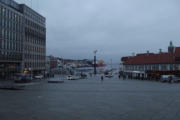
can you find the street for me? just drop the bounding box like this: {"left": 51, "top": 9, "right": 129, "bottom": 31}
{"left": 0, "top": 75, "right": 180, "bottom": 120}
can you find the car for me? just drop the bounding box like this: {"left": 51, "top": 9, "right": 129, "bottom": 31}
{"left": 34, "top": 75, "right": 44, "bottom": 80}
{"left": 160, "top": 75, "right": 169, "bottom": 83}
{"left": 160, "top": 75, "right": 175, "bottom": 83}
{"left": 172, "top": 76, "right": 180, "bottom": 83}
{"left": 67, "top": 75, "right": 72, "bottom": 80}
{"left": 105, "top": 74, "right": 113, "bottom": 78}
{"left": 67, "top": 75, "right": 80, "bottom": 80}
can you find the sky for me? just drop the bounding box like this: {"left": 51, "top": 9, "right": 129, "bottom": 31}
{"left": 16, "top": 0, "right": 180, "bottom": 63}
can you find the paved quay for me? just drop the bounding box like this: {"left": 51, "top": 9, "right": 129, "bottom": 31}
{"left": 1, "top": 75, "right": 180, "bottom": 120}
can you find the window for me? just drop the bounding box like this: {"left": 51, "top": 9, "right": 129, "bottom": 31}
{"left": 174, "top": 64, "right": 178, "bottom": 70}
{"left": 161, "top": 65, "right": 167, "bottom": 71}
{"left": 2, "top": 8, "right": 5, "bottom": 16}
{"left": 170, "top": 65, "right": 173, "bottom": 71}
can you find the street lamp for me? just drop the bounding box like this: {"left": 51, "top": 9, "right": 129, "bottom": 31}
{"left": 94, "top": 50, "right": 98, "bottom": 75}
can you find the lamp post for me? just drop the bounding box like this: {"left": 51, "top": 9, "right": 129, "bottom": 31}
{"left": 94, "top": 50, "right": 97, "bottom": 75}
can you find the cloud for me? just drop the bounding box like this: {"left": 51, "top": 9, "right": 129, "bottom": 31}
{"left": 15, "top": 0, "right": 180, "bottom": 63}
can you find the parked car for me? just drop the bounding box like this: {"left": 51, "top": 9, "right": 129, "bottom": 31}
{"left": 67, "top": 75, "right": 72, "bottom": 80}
{"left": 161, "top": 75, "right": 175, "bottom": 83}
{"left": 34, "top": 75, "right": 44, "bottom": 80}
{"left": 67, "top": 75, "right": 80, "bottom": 80}
{"left": 160, "top": 75, "right": 170, "bottom": 83}
{"left": 172, "top": 76, "right": 180, "bottom": 83}
{"left": 105, "top": 74, "right": 113, "bottom": 78}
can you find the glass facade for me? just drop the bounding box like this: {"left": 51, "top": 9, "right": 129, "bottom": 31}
{"left": 0, "top": 4, "right": 23, "bottom": 61}
{"left": 22, "top": 5, "right": 46, "bottom": 74}
{"left": 0, "top": 2, "right": 24, "bottom": 79}
{"left": 0, "top": 0, "right": 46, "bottom": 79}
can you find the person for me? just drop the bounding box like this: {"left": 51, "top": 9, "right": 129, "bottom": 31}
{"left": 118, "top": 74, "right": 121, "bottom": 79}
{"left": 101, "top": 75, "right": 104, "bottom": 83}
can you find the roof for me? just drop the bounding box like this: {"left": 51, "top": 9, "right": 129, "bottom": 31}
{"left": 123, "top": 47, "right": 180, "bottom": 65}
{"left": 175, "top": 47, "right": 180, "bottom": 57}
{"left": 121, "top": 57, "right": 131, "bottom": 62}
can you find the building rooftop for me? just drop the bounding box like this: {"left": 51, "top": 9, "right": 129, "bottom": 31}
{"left": 0, "top": 0, "right": 45, "bottom": 20}
{"left": 122, "top": 47, "right": 180, "bottom": 65}
{"left": 0, "top": 0, "right": 21, "bottom": 12}
{"left": 175, "top": 47, "right": 180, "bottom": 57}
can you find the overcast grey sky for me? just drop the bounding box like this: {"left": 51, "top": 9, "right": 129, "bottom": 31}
{"left": 16, "top": 0, "right": 180, "bottom": 63}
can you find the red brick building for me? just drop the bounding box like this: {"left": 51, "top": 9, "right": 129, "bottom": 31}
{"left": 121, "top": 42, "right": 180, "bottom": 80}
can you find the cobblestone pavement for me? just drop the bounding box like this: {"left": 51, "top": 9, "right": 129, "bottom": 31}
{"left": 0, "top": 75, "right": 180, "bottom": 120}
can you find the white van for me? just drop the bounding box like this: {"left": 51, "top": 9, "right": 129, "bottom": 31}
{"left": 161, "top": 75, "right": 174, "bottom": 83}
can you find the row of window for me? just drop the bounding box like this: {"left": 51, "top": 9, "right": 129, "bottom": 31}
{"left": 0, "top": 5, "right": 23, "bottom": 23}
{"left": 24, "top": 45, "right": 45, "bottom": 53}
{"left": 25, "top": 27, "right": 46, "bottom": 40}
{"left": 0, "top": 51, "right": 22, "bottom": 61}
{"left": 0, "top": 39, "right": 22, "bottom": 51}
{"left": 24, "top": 62, "right": 45, "bottom": 69}
{"left": 24, "top": 6, "right": 45, "bottom": 25}
{"left": 0, "top": 18, "right": 23, "bottom": 33}
{"left": 24, "top": 54, "right": 45, "bottom": 61}
{"left": 0, "top": 28, "right": 23, "bottom": 42}
{"left": 25, "top": 19, "right": 45, "bottom": 33}
{"left": 25, "top": 35, "right": 45, "bottom": 46}
{"left": 0, "top": 2, "right": 45, "bottom": 26}
{"left": 124, "top": 64, "right": 179, "bottom": 71}
{"left": 24, "top": 53, "right": 45, "bottom": 61}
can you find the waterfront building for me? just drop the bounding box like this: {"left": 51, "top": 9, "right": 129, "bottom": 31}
{"left": 22, "top": 3, "right": 46, "bottom": 75}
{"left": 0, "top": 0, "right": 46, "bottom": 79}
{"left": 121, "top": 42, "right": 180, "bottom": 80}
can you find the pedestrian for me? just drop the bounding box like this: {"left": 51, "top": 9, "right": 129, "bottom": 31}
{"left": 101, "top": 75, "right": 104, "bottom": 83}
{"left": 118, "top": 74, "right": 121, "bottom": 79}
